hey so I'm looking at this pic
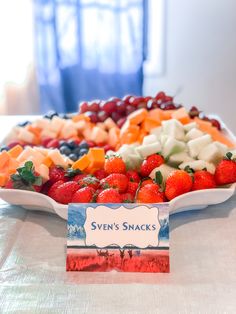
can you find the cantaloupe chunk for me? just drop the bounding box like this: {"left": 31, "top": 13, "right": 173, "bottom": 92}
{"left": 8, "top": 158, "right": 20, "bottom": 174}
{"left": 72, "top": 154, "right": 90, "bottom": 170}
{"left": 194, "top": 117, "right": 235, "bottom": 148}
{"left": 0, "top": 151, "right": 10, "bottom": 169}
{"left": 108, "top": 127, "right": 120, "bottom": 148}
{"left": 120, "top": 124, "right": 140, "bottom": 144}
{"left": 87, "top": 148, "right": 105, "bottom": 168}
{"left": 171, "top": 107, "right": 191, "bottom": 124}
{"left": 8, "top": 145, "right": 23, "bottom": 158}
{"left": 127, "top": 108, "right": 148, "bottom": 125}
{"left": 26, "top": 125, "right": 41, "bottom": 137}
{"left": 72, "top": 114, "right": 90, "bottom": 123}
{"left": 141, "top": 117, "right": 161, "bottom": 133}
{"left": 43, "top": 156, "right": 53, "bottom": 168}
{"left": 0, "top": 173, "right": 8, "bottom": 187}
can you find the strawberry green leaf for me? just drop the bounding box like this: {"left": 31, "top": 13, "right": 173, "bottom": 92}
{"left": 225, "top": 152, "right": 233, "bottom": 160}
{"left": 65, "top": 168, "right": 82, "bottom": 177}
{"left": 155, "top": 171, "right": 163, "bottom": 185}
{"left": 184, "top": 165, "right": 194, "bottom": 174}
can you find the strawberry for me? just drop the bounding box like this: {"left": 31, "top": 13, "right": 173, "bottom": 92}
{"left": 140, "top": 154, "right": 164, "bottom": 177}
{"left": 48, "top": 181, "right": 79, "bottom": 204}
{"left": 120, "top": 192, "right": 134, "bottom": 203}
{"left": 215, "top": 153, "right": 236, "bottom": 185}
{"left": 126, "top": 170, "right": 140, "bottom": 182}
{"left": 71, "top": 187, "right": 95, "bottom": 203}
{"left": 100, "top": 173, "right": 128, "bottom": 193}
{"left": 48, "top": 180, "right": 65, "bottom": 200}
{"left": 94, "top": 169, "right": 108, "bottom": 180}
{"left": 97, "top": 188, "right": 122, "bottom": 203}
{"left": 5, "top": 161, "right": 43, "bottom": 192}
{"left": 165, "top": 170, "right": 193, "bottom": 200}
{"left": 141, "top": 178, "right": 153, "bottom": 187}
{"left": 72, "top": 173, "right": 87, "bottom": 182}
{"left": 136, "top": 183, "right": 165, "bottom": 203}
{"left": 192, "top": 170, "right": 216, "bottom": 191}
{"left": 104, "top": 155, "right": 126, "bottom": 174}
{"left": 77, "top": 175, "right": 100, "bottom": 189}
{"left": 127, "top": 181, "right": 139, "bottom": 196}
{"left": 49, "top": 166, "right": 65, "bottom": 183}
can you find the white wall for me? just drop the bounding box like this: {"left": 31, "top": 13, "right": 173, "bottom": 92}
{"left": 144, "top": 0, "right": 236, "bottom": 133}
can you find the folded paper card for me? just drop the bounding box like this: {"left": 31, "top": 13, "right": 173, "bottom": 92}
{"left": 67, "top": 203, "right": 169, "bottom": 273}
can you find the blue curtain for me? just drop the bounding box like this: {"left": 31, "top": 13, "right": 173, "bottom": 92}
{"left": 34, "top": 0, "right": 146, "bottom": 113}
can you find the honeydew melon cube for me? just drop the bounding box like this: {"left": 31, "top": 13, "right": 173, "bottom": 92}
{"left": 214, "top": 141, "right": 228, "bottom": 156}
{"left": 198, "top": 143, "right": 224, "bottom": 164}
{"left": 150, "top": 164, "right": 176, "bottom": 182}
{"left": 160, "top": 134, "right": 169, "bottom": 147}
{"left": 162, "top": 138, "right": 186, "bottom": 158}
{"left": 184, "top": 122, "right": 197, "bottom": 132}
{"left": 150, "top": 126, "right": 162, "bottom": 139}
{"left": 125, "top": 154, "right": 142, "bottom": 170}
{"left": 37, "top": 164, "right": 49, "bottom": 181}
{"left": 142, "top": 134, "right": 158, "bottom": 145}
{"left": 179, "top": 160, "right": 216, "bottom": 174}
{"left": 135, "top": 142, "right": 161, "bottom": 159}
{"left": 162, "top": 119, "right": 185, "bottom": 141}
{"left": 187, "top": 134, "right": 212, "bottom": 158}
{"left": 168, "top": 152, "right": 194, "bottom": 167}
{"left": 186, "top": 128, "right": 204, "bottom": 141}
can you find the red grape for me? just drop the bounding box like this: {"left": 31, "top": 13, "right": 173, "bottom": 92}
{"left": 88, "top": 100, "right": 100, "bottom": 112}
{"left": 147, "top": 99, "right": 159, "bottom": 110}
{"left": 116, "top": 101, "right": 126, "bottom": 113}
{"left": 84, "top": 111, "right": 98, "bottom": 123}
{"left": 126, "top": 105, "right": 136, "bottom": 115}
{"left": 129, "top": 96, "right": 145, "bottom": 106}
{"left": 108, "top": 97, "right": 120, "bottom": 102}
{"left": 211, "top": 119, "right": 221, "bottom": 130}
{"left": 100, "top": 101, "right": 117, "bottom": 114}
{"left": 122, "top": 95, "right": 133, "bottom": 104}
{"left": 117, "top": 117, "right": 127, "bottom": 128}
{"left": 79, "top": 101, "right": 89, "bottom": 113}
{"left": 98, "top": 111, "right": 109, "bottom": 122}
{"left": 111, "top": 112, "right": 122, "bottom": 122}
{"left": 155, "top": 91, "right": 166, "bottom": 100}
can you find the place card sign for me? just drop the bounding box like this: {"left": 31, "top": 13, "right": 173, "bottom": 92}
{"left": 67, "top": 203, "right": 169, "bottom": 273}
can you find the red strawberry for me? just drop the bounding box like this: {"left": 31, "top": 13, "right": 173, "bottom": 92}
{"left": 104, "top": 156, "right": 126, "bottom": 174}
{"left": 126, "top": 170, "right": 140, "bottom": 182}
{"left": 192, "top": 170, "right": 216, "bottom": 191}
{"left": 48, "top": 180, "right": 65, "bottom": 200}
{"left": 71, "top": 187, "right": 95, "bottom": 203}
{"left": 120, "top": 192, "right": 134, "bottom": 203}
{"left": 49, "top": 166, "right": 65, "bottom": 184}
{"left": 97, "top": 188, "right": 122, "bottom": 203}
{"left": 4, "top": 180, "right": 14, "bottom": 189}
{"left": 78, "top": 175, "right": 100, "bottom": 189}
{"left": 46, "top": 139, "right": 59, "bottom": 149}
{"left": 165, "top": 170, "right": 193, "bottom": 200}
{"left": 48, "top": 181, "right": 79, "bottom": 204}
{"left": 101, "top": 173, "right": 128, "bottom": 193}
{"left": 141, "top": 178, "right": 153, "bottom": 187}
{"left": 215, "top": 153, "right": 236, "bottom": 185}
{"left": 137, "top": 183, "right": 165, "bottom": 203}
{"left": 72, "top": 173, "right": 87, "bottom": 182}
{"left": 127, "top": 181, "right": 139, "bottom": 196}
{"left": 94, "top": 169, "right": 108, "bottom": 180}
{"left": 140, "top": 154, "right": 164, "bottom": 177}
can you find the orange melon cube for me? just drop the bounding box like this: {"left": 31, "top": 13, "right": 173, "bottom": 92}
{"left": 0, "top": 151, "right": 10, "bottom": 169}
{"left": 72, "top": 154, "right": 90, "bottom": 171}
{"left": 171, "top": 107, "right": 191, "bottom": 124}
{"left": 8, "top": 145, "right": 23, "bottom": 158}
{"left": 0, "top": 173, "right": 8, "bottom": 187}
{"left": 43, "top": 156, "right": 53, "bottom": 168}
{"left": 127, "top": 108, "right": 148, "bottom": 125}
{"left": 108, "top": 127, "right": 120, "bottom": 148}
{"left": 87, "top": 148, "right": 105, "bottom": 168}
{"left": 8, "top": 159, "right": 20, "bottom": 174}
{"left": 72, "top": 114, "right": 90, "bottom": 123}
{"left": 141, "top": 117, "right": 161, "bottom": 133}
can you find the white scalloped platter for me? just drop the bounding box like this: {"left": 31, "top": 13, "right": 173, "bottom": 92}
{"left": 0, "top": 184, "right": 235, "bottom": 220}
{"left": 0, "top": 115, "right": 235, "bottom": 220}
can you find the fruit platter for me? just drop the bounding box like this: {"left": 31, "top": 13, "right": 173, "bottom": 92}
{"left": 0, "top": 91, "right": 235, "bottom": 220}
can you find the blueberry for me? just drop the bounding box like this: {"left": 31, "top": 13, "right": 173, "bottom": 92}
{"left": 59, "top": 146, "right": 72, "bottom": 156}
{"left": 79, "top": 141, "right": 89, "bottom": 149}
{"left": 0, "top": 145, "right": 9, "bottom": 152}
{"left": 67, "top": 140, "right": 78, "bottom": 149}
{"left": 69, "top": 153, "right": 78, "bottom": 162}
{"left": 79, "top": 148, "right": 88, "bottom": 156}
{"left": 17, "top": 121, "right": 30, "bottom": 127}
{"left": 44, "top": 111, "right": 58, "bottom": 119}
{"left": 73, "top": 147, "right": 81, "bottom": 155}
{"left": 59, "top": 140, "right": 67, "bottom": 147}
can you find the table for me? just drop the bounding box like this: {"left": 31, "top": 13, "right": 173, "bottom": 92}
{"left": 1, "top": 116, "right": 236, "bottom": 313}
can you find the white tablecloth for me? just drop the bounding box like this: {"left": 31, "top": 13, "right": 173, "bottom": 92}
{"left": 0, "top": 116, "right": 236, "bottom": 313}
{"left": 1, "top": 196, "right": 236, "bottom": 313}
